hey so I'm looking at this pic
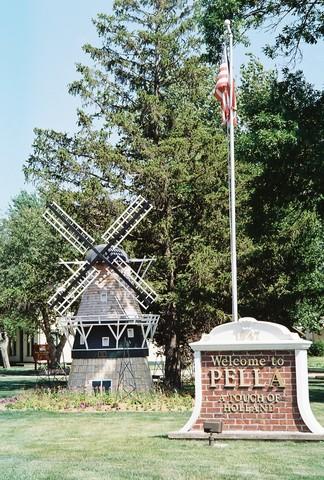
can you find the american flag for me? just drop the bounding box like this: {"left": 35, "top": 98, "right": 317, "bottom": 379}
{"left": 213, "top": 46, "right": 237, "bottom": 126}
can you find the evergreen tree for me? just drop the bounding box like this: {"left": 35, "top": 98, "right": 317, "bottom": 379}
{"left": 25, "top": 0, "right": 252, "bottom": 387}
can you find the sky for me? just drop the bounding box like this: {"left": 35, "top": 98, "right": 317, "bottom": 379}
{"left": 0, "top": 1, "right": 323, "bottom": 216}
{"left": 0, "top": 0, "right": 113, "bottom": 216}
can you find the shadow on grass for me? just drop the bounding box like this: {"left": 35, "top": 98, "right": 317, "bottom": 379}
{"left": 0, "top": 368, "right": 36, "bottom": 376}
{"left": 309, "top": 379, "right": 324, "bottom": 403}
{"left": 0, "top": 380, "right": 37, "bottom": 398}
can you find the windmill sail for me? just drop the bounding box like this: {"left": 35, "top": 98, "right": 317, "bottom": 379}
{"left": 45, "top": 196, "right": 157, "bottom": 314}
{"left": 102, "top": 195, "right": 152, "bottom": 247}
{"left": 110, "top": 255, "right": 158, "bottom": 310}
{"left": 43, "top": 202, "right": 95, "bottom": 254}
{"left": 85, "top": 244, "right": 157, "bottom": 310}
{"left": 49, "top": 262, "right": 100, "bottom": 315}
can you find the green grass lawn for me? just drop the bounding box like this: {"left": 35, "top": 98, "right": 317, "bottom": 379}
{"left": 308, "top": 356, "right": 324, "bottom": 371}
{"left": 0, "top": 381, "right": 323, "bottom": 479}
{"left": 0, "top": 367, "right": 60, "bottom": 399}
{"left": 0, "top": 374, "right": 37, "bottom": 399}
{"left": 0, "top": 408, "right": 323, "bottom": 480}
{"left": 0, "top": 368, "right": 323, "bottom": 480}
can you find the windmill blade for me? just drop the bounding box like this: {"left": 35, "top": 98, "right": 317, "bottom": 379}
{"left": 43, "top": 202, "right": 95, "bottom": 254}
{"left": 44, "top": 197, "right": 156, "bottom": 313}
{"left": 86, "top": 243, "right": 157, "bottom": 310}
{"left": 110, "top": 255, "right": 158, "bottom": 310}
{"left": 48, "top": 262, "right": 100, "bottom": 316}
{"left": 102, "top": 195, "right": 152, "bottom": 247}
{"left": 58, "top": 259, "right": 86, "bottom": 274}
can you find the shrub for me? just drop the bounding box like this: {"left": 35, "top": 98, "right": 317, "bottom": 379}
{"left": 5, "top": 387, "right": 194, "bottom": 412}
{"left": 309, "top": 340, "right": 324, "bottom": 357}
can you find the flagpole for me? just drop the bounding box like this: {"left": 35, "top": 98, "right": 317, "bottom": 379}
{"left": 225, "top": 19, "right": 239, "bottom": 322}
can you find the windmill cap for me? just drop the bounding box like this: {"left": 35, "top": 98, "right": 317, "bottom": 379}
{"left": 85, "top": 245, "right": 129, "bottom": 264}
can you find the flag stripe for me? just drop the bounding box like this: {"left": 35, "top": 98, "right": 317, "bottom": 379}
{"left": 213, "top": 46, "right": 237, "bottom": 126}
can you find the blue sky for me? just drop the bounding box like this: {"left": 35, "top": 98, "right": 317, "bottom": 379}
{"left": 0, "top": 1, "right": 323, "bottom": 216}
{"left": 0, "top": 0, "right": 112, "bottom": 216}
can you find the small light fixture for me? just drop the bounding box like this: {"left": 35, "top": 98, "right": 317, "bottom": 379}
{"left": 203, "top": 420, "right": 223, "bottom": 446}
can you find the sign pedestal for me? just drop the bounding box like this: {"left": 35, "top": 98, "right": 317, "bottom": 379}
{"left": 170, "top": 318, "right": 324, "bottom": 440}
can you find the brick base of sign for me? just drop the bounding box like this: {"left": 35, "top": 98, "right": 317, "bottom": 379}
{"left": 68, "top": 357, "right": 153, "bottom": 392}
{"left": 171, "top": 318, "right": 324, "bottom": 440}
{"left": 192, "top": 350, "right": 309, "bottom": 433}
{"left": 173, "top": 318, "right": 324, "bottom": 440}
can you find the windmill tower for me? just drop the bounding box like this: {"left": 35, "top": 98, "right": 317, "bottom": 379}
{"left": 43, "top": 196, "right": 159, "bottom": 393}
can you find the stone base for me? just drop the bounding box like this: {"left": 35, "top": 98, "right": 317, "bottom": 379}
{"left": 168, "top": 431, "right": 324, "bottom": 441}
{"left": 68, "top": 357, "right": 153, "bottom": 392}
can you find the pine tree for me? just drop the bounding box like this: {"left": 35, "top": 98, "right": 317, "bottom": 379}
{"left": 25, "top": 0, "right": 249, "bottom": 387}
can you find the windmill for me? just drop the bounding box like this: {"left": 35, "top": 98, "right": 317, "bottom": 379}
{"left": 43, "top": 195, "right": 159, "bottom": 392}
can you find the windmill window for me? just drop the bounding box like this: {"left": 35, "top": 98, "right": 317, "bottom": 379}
{"left": 127, "top": 328, "right": 134, "bottom": 339}
{"left": 80, "top": 335, "right": 85, "bottom": 345}
{"left": 92, "top": 379, "right": 112, "bottom": 393}
{"left": 102, "top": 337, "right": 110, "bottom": 347}
{"left": 100, "top": 291, "right": 108, "bottom": 303}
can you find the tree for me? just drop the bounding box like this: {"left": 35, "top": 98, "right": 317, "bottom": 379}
{"left": 0, "top": 228, "right": 11, "bottom": 368}
{"left": 237, "top": 61, "right": 324, "bottom": 332}
{"left": 199, "top": 1, "right": 324, "bottom": 62}
{"left": 0, "top": 192, "right": 72, "bottom": 365}
{"left": 0, "top": 329, "right": 10, "bottom": 369}
{"left": 25, "top": 0, "right": 252, "bottom": 387}
{"left": 198, "top": 0, "right": 324, "bottom": 332}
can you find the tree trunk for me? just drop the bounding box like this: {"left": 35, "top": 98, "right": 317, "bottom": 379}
{"left": 0, "top": 331, "right": 10, "bottom": 369}
{"left": 55, "top": 335, "right": 67, "bottom": 364}
{"left": 162, "top": 196, "right": 183, "bottom": 389}
{"left": 164, "top": 332, "right": 181, "bottom": 390}
{"left": 41, "top": 307, "right": 66, "bottom": 367}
